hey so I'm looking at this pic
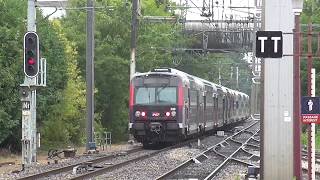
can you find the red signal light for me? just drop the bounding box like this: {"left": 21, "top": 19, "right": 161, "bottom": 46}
{"left": 28, "top": 58, "right": 35, "bottom": 65}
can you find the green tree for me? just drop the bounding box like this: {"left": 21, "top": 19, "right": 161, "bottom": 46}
{"left": 37, "top": 20, "right": 86, "bottom": 148}
{"left": 61, "top": 0, "right": 251, "bottom": 142}
{"left": 0, "top": 0, "right": 86, "bottom": 150}
{"left": 0, "top": 0, "right": 26, "bottom": 149}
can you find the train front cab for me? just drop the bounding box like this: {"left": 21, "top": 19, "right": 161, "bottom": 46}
{"left": 129, "top": 72, "right": 186, "bottom": 146}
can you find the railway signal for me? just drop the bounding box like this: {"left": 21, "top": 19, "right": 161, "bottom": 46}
{"left": 24, "top": 32, "right": 39, "bottom": 77}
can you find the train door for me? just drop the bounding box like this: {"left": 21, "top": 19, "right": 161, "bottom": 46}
{"left": 226, "top": 96, "right": 229, "bottom": 123}
{"left": 222, "top": 98, "right": 225, "bottom": 124}
{"left": 203, "top": 93, "right": 206, "bottom": 131}
{"left": 214, "top": 95, "right": 218, "bottom": 125}
{"left": 189, "top": 89, "right": 197, "bottom": 134}
{"left": 231, "top": 96, "right": 235, "bottom": 122}
{"left": 187, "top": 88, "right": 190, "bottom": 123}
{"left": 200, "top": 91, "right": 205, "bottom": 132}
{"left": 196, "top": 91, "right": 200, "bottom": 131}
{"left": 227, "top": 95, "right": 231, "bottom": 123}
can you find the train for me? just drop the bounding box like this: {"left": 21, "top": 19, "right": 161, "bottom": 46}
{"left": 129, "top": 68, "right": 250, "bottom": 147}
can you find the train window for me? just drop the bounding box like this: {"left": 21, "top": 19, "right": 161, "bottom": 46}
{"left": 236, "top": 101, "right": 239, "bottom": 109}
{"left": 190, "top": 90, "right": 197, "bottom": 105}
{"left": 144, "top": 77, "right": 169, "bottom": 85}
{"left": 135, "top": 87, "right": 156, "bottom": 104}
{"left": 157, "top": 87, "right": 177, "bottom": 104}
{"left": 206, "top": 92, "right": 213, "bottom": 106}
{"left": 135, "top": 87, "right": 177, "bottom": 104}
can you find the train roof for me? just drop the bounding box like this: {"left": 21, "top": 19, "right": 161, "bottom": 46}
{"left": 133, "top": 68, "right": 248, "bottom": 97}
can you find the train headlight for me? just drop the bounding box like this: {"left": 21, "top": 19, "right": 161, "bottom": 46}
{"left": 171, "top": 111, "right": 176, "bottom": 117}
{"left": 165, "top": 112, "right": 171, "bottom": 117}
{"left": 141, "top": 111, "right": 146, "bottom": 117}
{"left": 135, "top": 111, "right": 141, "bottom": 117}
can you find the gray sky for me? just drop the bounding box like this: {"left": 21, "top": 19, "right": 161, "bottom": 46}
{"left": 39, "top": 0, "right": 257, "bottom": 20}
{"left": 38, "top": 0, "right": 66, "bottom": 19}
{"left": 174, "top": 0, "right": 256, "bottom": 20}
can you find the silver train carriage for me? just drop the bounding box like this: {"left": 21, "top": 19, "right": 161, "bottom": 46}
{"left": 129, "top": 68, "right": 250, "bottom": 147}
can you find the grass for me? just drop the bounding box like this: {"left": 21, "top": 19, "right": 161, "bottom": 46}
{"left": 0, "top": 154, "right": 19, "bottom": 164}
{"left": 301, "top": 130, "right": 320, "bottom": 152}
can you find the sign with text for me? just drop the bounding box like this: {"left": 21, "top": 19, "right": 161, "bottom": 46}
{"left": 22, "top": 101, "right": 31, "bottom": 111}
{"left": 301, "top": 96, "right": 320, "bottom": 124}
{"left": 256, "top": 31, "right": 283, "bottom": 58}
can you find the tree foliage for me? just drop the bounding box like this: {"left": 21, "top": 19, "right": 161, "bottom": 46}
{"left": 0, "top": 0, "right": 251, "bottom": 150}
{"left": 0, "top": 0, "right": 86, "bottom": 150}
{"left": 61, "top": 0, "right": 251, "bottom": 142}
{"left": 0, "top": 0, "right": 26, "bottom": 148}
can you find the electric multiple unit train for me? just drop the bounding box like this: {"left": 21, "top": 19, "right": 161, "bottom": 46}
{"left": 129, "top": 68, "right": 250, "bottom": 147}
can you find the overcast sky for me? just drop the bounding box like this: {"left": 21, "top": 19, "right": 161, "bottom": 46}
{"left": 39, "top": 0, "right": 257, "bottom": 20}
{"left": 38, "top": 0, "right": 66, "bottom": 19}
{"left": 180, "top": 0, "right": 256, "bottom": 20}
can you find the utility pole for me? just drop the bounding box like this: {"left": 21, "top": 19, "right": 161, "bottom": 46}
{"left": 86, "top": 0, "right": 95, "bottom": 151}
{"left": 293, "top": 1, "right": 303, "bottom": 177}
{"left": 130, "top": 0, "right": 139, "bottom": 80}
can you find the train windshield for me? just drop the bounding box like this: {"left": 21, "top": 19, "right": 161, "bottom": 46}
{"left": 135, "top": 87, "right": 177, "bottom": 105}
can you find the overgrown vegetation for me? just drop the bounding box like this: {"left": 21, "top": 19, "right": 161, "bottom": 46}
{"left": 0, "top": 0, "right": 251, "bottom": 151}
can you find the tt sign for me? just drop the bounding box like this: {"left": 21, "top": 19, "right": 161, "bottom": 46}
{"left": 256, "top": 31, "right": 283, "bottom": 58}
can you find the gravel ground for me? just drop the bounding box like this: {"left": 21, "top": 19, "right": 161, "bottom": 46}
{"left": 0, "top": 119, "right": 257, "bottom": 180}
{"left": 171, "top": 120, "right": 259, "bottom": 180}
{"left": 95, "top": 120, "right": 257, "bottom": 180}
{"left": 93, "top": 134, "right": 230, "bottom": 180}
{"left": 95, "top": 147, "right": 202, "bottom": 180}
{"left": 96, "top": 122, "right": 252, "bottom": 180}
{"left": 0, "top": 143, "right": 141, "bottom": 180}
{"left": 168, "top": 150, "right": 224, "bottom": 179}
{"left": 43, "top": 148, "right": 156, "bottom": 179}
{"left": 214, "top": 162, "right": 248, "bottom": 180}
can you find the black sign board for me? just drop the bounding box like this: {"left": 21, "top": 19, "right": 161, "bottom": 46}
{"left": 256, "top": 31, "right": 283, "bottom": 58}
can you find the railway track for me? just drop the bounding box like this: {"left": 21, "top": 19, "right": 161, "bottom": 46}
{"left": 13, "top": 119, "right": 256, "bottom": 180}
{"left": 17, "top": 147, "right": 143, "bottom": 180}
{"left": 156, "top": 121, "right": 260, "bottom": 180}
{"left": 69, "top": 138, "right": 205, "bottom": 180}
{"left": 67, "top": 120, "right": 256, "bottom": 179}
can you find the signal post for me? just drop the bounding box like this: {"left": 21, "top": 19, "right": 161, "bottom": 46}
{"left": 21, "top": 0, "right": 46, "bottom": 167}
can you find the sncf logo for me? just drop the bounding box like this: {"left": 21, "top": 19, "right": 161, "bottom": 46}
{"left": 152, "top": 112, "right": 160, "bottom": 117}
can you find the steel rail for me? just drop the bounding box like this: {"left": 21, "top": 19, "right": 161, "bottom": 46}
{"left": 69, "top": 138, "right": 201, "bottom": 180}
{"left": 203, "top": 129, "right": 260, "bottom": 180}
{"left": 17, "top": 147, "right": 143, "bottom": 180}
{"left": 156, "top": 120, "right": 259, "bottom": 180}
